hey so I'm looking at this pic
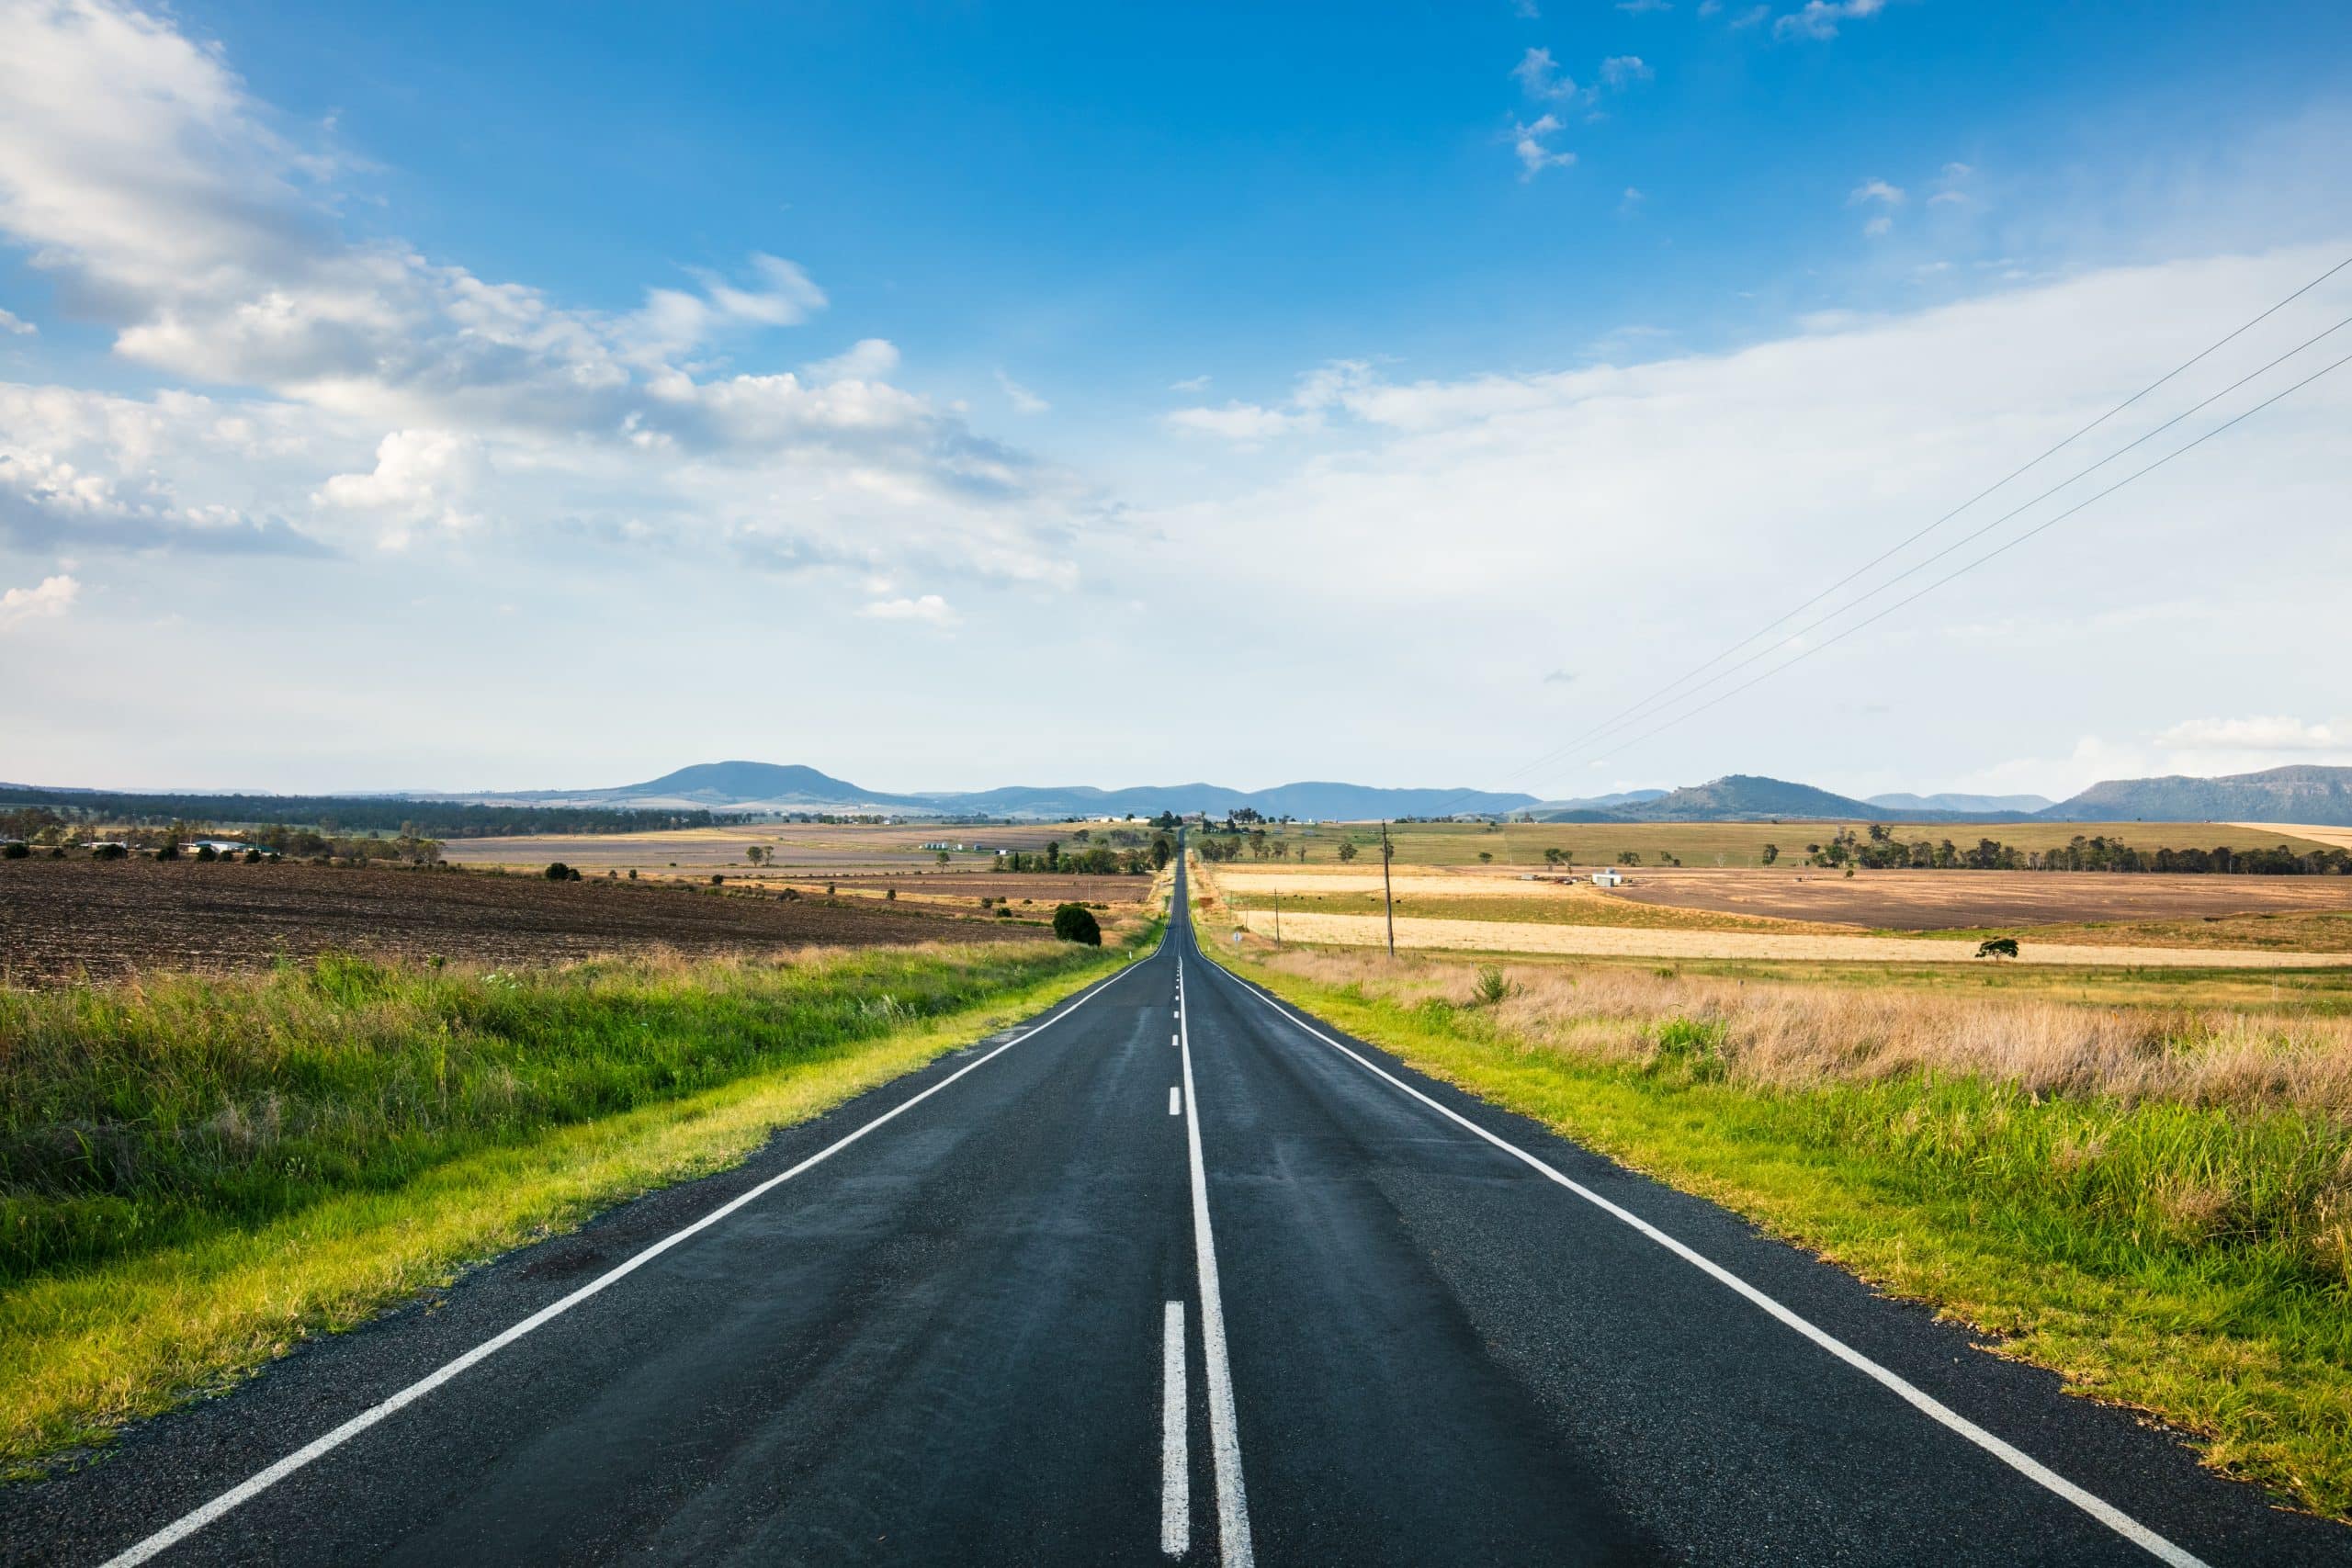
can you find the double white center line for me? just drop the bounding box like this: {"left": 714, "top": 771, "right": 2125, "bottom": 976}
{"left": 1170, "top": 953, "right": 1252, "bottom": 1565}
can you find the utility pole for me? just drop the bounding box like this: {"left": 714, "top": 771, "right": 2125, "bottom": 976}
{"left": 1380, "top": 820, "right": 1396, "bottom": 960}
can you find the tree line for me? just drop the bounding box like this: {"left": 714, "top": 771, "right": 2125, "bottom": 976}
{"left": 0, "top": 790, "right": 713, "bottom": 840}
{"left": 1803, "top": 826, "right": 2352, "bottom": 875}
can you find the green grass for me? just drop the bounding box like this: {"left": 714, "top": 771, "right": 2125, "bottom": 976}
{"left": 0, "top": 924, "right": 1158, "bottom": 1474}
{"left": 1210, "top": 941, "right": 2352, "bottom": 1520}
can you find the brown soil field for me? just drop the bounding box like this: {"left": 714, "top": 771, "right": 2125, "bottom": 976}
{"left": 1611, "top": 867, "right": 2352, "bottom": 931}
{"left": 0, "top": 860, "right": 1035, "bottom": 986}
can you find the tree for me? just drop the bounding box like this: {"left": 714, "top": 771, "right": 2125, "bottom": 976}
{"left": 1761, "top": 843, "right": 1780, "bottom": 865}
{"left": 1542, "top": 847, "right": 1564, "bottom": 868}
{"left": 1976, "top": 936, "right": 2019, "bottom": 960}
{"left": 1046, "top": 840, "right": 1061, "bottom": 872}
{"left": 1150, "top": 836, "right": 1173, "bottom": 870}
{"left": 1052, "top": 902, "right": 1102, "bottom": 945}
{"left": 544, "top": 862, "right": 573, "bottom": 880}
{"left": 936, "top": 851, "right": 951, "bottom": 868}
{"left": 1617, "top": 850, "right": 1641, "bottom": 866}
{"left": 1477, "top": 850, "right": 1493, "bottom": 863}
{"left": 1337, "top": 841, "right": 1359, "bottom": 863}
{"left": 745, "top": 845, "right": 769, "bottom": 867}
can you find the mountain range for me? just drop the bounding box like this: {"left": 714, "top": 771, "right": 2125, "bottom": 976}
{"left": 407, "top": 761, "right": 2352, "bottom": 827}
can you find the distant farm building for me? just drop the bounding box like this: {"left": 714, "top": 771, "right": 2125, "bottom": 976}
{"left": 1590, "top": 868, "right": 1626, "bottom": 888}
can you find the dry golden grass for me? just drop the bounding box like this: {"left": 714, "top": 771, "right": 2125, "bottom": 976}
{"left": 1253, "top": 945, "right": 2352, "bottom": 1116}
{"left": 1235, "top": 908, "right": 2352, "bottom": 968}
{"left": 2233, "top": 823, "right": 2352, "bottom": 852}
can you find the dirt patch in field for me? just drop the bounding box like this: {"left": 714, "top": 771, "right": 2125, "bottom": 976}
{"left": 0, "top": 860, "right": 1035, "bottom": 985}
{"left": 1609, "top": 867, "right": 2352, "bottom": 931}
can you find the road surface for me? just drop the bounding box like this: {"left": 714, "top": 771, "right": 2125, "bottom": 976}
{"left": 5, "top": 861, "right": 2344, "bottom": 1565}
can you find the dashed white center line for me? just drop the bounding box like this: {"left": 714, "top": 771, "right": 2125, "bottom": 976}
{"left": 1161, "top": 1300, "right": 1189, "bottom": 1557}
{"left": 1177, "top": 953, "right": 1253, "bottom": 1567}
{"left": 1169, "top": 1086, "right": 1182, "bottom": 1116}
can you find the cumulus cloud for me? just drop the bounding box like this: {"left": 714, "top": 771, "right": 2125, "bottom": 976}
{"left": 1600, "top": 55, "right": 1654, "bottom": 86}
{"left": 1165, "top": 401, "right": 1321, "bottom": 444}
{"left": 0, "top": 0, "right": 1076, "bottom": 585}
{"left": 1511, "top": 48, "right": 1577, "bottom": 102}
{"left": 0, "top": 307, "right": 33, "bottom": 336}
{"left": 0, "top": 571, "right": 77, "bottom": 627}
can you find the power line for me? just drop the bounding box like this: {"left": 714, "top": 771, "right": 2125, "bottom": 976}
{"left": 1577, "top": 343, "right": 2352, "bottom": 768}
{"left": 1433, "top": 252, "right": 2352, "bottom": 815}
{"left": 1540, "top": 307, "right": 2352, "bottom": 769}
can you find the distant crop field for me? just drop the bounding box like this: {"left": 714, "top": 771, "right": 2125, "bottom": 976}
{"left": 1272, "top": 819, "right": 2339, "bottom": 868}
{"left": 1614, "top": 865, "right": 2352, "bottom": 931}
{"left": 437, "top": 821, "right": 1077, "bottom": 877}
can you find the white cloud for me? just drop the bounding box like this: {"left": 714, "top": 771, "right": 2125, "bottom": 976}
{"left": 2156, "top": 716, "right": 2346, "bottom": 752}
{"left": 1849, "top": 177, "right": 1906, "bottom": 206}
{"left": 1863, "top": 214, "right": 1894, "bottom": 237}
{"left": 0, "top": 307, "right": 33, "bottom": 336}
{"left": 1170, "top": 374, "right": 1212, "bottom": 392}
{"left": 0, "top": 0, "right": 1074, "bottom": 586}
{"left": 862, "top": 592, "right": 955, "bottom": 625}
{"left": 1165, "top": 401, "right": 1320, "bottom": 443}
{"left": 804, "top": 338, "right": 901, "bottom": 383}
{"left": 1600, "top": 55, "right": 1654, "bottom": 86}
{"left": 1776, "top": 0, "right": 1888, "bottom": 39}
{"left": 996, "top": 370, "right": 1049, "bottom": 414}
{"left": 1133, "top": 244, "right": 2352, "bottom": 788}
{"left": 1510, "top": 48, "right": 1577, "bottom": 102}
{"left": 311, "top": 428, "right": 480, "bottom": 547}
{"left": 1731, "top": 3, "right": 1770, "bottom": 25}
{"left": 0, "top": 571, "right": 78, "bottom": 628}
{"left": 1512, "top": 115, "right": 1576, "bottom": 179}
{"left": 1617, "top": 0, "right": 1672, "bottom": 12}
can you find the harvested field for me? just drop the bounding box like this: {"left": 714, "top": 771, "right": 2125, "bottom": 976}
{"left": 437, "top": 821, "right": 1074, "bottom": 878}
{"left": 2234, "top": 822, "right": 2352, "bottom": 852}
{"left": 1296, "top": 819, "right": 2337, "bottom": 868}
{"left": 0, "top": 860, "right": 1030, "bottom": 985}
{"left": 782, "top": 874, "right": 1156, "bottom": 904}
{"left": 1231, "top": 909, "right": 2352, "bottom": 968}
{"left": 1614, "top": 866, "right": 2352, "bottom": 931}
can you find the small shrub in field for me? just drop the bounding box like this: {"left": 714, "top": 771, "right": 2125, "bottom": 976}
{"left": 155, "top": 842, "right": 180, "bottom": 862}
{"left": 1977, "top": 936, "right": 2020, "bottom": 960}
{"left": 243, "top": 849, "right": 263, "bottom": 863}
{"left": 92, "top": 844, "right": 129, "bottom": 862}
{"left": 544, "top": 863, "right": 573, "bottom": 881}
{"left": 195, "top": 844, "right": 217, "bottom": 862}
{"left": 1053, "top": 903, "right": 1102, "bottom": 945}
{"left": 997, "top": 907, "right": 1012, "bottom": 918}
{"left": 711, "top": 874, "right": 725, "bottom": 886}
{"left": 1471, "top": 965, "right": 1513, "bottom": 1007}
{"left": 2, "top": 841, "right": 28, "bottom": 860}
{"left": 885, "top": 887, "right": 898, "bottom": 901}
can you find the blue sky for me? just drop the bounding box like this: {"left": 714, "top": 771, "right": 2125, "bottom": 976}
{"left": 3, "top": 0, "right": 2350, "bottom": 798}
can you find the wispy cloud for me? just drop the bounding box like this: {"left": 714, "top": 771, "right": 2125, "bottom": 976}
{"left": 0, "top": 307, "right": 33, "bottom": 336}
{"left": 1512, "top": 115, "right": 1577, "bottom": 179}
{"left": 1170, "top": 374, "right": 1212, "bottom": 392}
{"left": 1510, "top": 48, "right": 1577, "bottom": 102}
{"left": 1776, "top": 0, "right": 1888, "bottom": 39}
{"left": 997, "top": 371, "right": 1049, "bottom": 414}
{"left": 1600, "top": 55, "right": 1654, "bottom": 86}
{"left": 2156, "top": 716, "right": 2346, "bottom": 752}
{"left": 862, "top": 593, "right": 956, "bottom": 626}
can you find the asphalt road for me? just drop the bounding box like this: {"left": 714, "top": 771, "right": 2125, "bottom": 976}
{"left": 6, "top": 861, "right": 2346, "bottom": 1565}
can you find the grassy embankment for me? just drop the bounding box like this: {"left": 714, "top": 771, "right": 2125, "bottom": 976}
{"left": 1192, "top": 876, "right": 2352, "bottom": 1519}
{"left": 0, "top": 924, "right": 1158, "bottom": 1476}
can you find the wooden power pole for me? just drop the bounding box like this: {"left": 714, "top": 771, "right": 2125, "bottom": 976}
{"left": 1380, "top": 820, "right": 1396, "bottom": 959}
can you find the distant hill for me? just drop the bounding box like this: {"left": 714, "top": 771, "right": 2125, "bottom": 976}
{"left": 2041, "top": 764, "right": 2352, "bottom": 826}
{"left": 425, "top": 764, "right": 1539, "bottom": 820}
{"left": 1518, "top": 774, "right": 2040, "bottom": 824}
{"left": 1521, "top": 789, "right": 1669, "bottom": 813}
{"left": 1868, "top": 791, "right": 2054, "bottom": 813}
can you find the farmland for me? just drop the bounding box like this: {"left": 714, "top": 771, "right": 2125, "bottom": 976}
{"left": 0, "top": 858, "right": 1035, "bottom": 986}
{"left": 1272, "top": 818, "right": 2339, "bottom": 867}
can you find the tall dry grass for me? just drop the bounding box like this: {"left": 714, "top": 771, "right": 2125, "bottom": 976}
{"left": 1260, "top": 946, "right": 2352, "bottom": 1117}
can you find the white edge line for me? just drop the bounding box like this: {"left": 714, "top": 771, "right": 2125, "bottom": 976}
{"left": 1199, "top": 947, "right": 2209, "bottom": 1568}
{"left": 1178, "top": 953, "right": 1254, "bottom": 1568}
{"left": 98, "top": 942, "right": 1164, "bottom": 1568}
{"left": 1161, "top": 1299, "right": 1190, "bottom": 1557}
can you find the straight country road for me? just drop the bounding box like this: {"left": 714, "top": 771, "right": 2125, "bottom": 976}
{"left": 6, "top": 859, "right": 2346, "bottom": 1565}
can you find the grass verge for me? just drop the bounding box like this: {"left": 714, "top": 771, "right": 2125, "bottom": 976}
{"left": 1, "top": 925, "right": 1156, "bottom": 1476}
{"left": 1200, "top": 911, "right": 2352, "bottom": 1521}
